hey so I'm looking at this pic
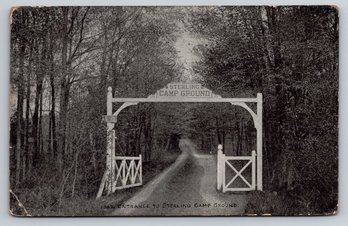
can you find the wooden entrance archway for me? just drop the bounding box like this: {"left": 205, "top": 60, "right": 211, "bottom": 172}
{"left": 97, "top": 83, "right": 263, "bottom": 198}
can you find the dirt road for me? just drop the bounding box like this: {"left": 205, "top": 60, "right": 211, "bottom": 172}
{"left": 112, "top": 139, "right": 248, "bottom": 216}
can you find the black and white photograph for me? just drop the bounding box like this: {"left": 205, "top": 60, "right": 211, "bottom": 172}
{"left": 9, "top": 6, "right": 338, "bottom": 216}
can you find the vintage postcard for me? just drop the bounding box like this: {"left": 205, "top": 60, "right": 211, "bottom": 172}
{"left": 9, "top": 6, "right": 338, "bottom": 216}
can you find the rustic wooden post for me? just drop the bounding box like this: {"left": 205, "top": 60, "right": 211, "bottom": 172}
{"left": 222, "top": 153, "right": 226, "bottom": 193}
{"left": 251, "top": 150, "right": 256, "bottom": 190}
{"left": 111, "top": 130, "right": 116, "bottom": 192}
{"left": 139, "top": 154, "right": 143, "bottom": 185}
{"left": 131, "top": 159, "right": 135, "bottom": 183}
{"left": 217, "top": 144, "right": 223, "bottom": 190}
{"left": 256, "top": 93, "right": 263, "bottom": 190}
{"left": 106, "top": 86, "right": 113, "bottom": 194}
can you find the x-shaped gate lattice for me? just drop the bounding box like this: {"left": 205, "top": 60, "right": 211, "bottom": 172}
{"left": 222, "top": 150, "right": 256, "bottom": 192}
{"left": 113, "top": 156, "right": 142, "bottom": 191}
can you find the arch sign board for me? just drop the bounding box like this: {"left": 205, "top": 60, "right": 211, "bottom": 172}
{"left": 149, "top": 83, "right": 222, "bottom": 98}
{"left": 98, "top": 82, "right": 263, "bottom": 198}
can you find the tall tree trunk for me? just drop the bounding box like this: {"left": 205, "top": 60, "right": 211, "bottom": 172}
{"left": 58, "top": 84, "right": 70, "bottom": 170}
{"left": 144, "top": 111, "right": 152, "bottom": 161}
{"left": 99, "top": 26, "right": 109, "bottom": 118}
{"left": 32, "top": 40, "right": 45, "bottom": 166}
{"left": 23, "top": 45, "right": 33, "bottom": 178}
{"left": 222, "top": 131, "right": 226, "bottom": 153}
{"left": 39, "top": 89, "right": 43, "bottom": 154}
{"left": 149, "top": 113, "right": 154, "bottom": 160}
{"left": 58, "top": 7, "right": 69, "bottom": 174}
{"left": 49, "top": 29, "right": 57, "bottom": 159}
{"left": 238, "top": 121, "right": 244, "bottom": 155}
{"left": 215, "top": 117, "right": 222, "bottom": 144}
{"left": 15, "top": 13, "right": 26, "bottom": 185}
{"left": 48, "top": 110, "right": 52, "bottom": 153}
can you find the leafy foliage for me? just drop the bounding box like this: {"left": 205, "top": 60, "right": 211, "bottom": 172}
{"left": 189, "top": 6, "right": 338, "bottom": 214}
{"left": 10, "top": 7, "right": 183, "bottom": 215}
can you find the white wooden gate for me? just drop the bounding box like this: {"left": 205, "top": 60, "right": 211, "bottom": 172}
{"left": 217, "top": 145, "right": 256, "bottom": 192}
{"left": 113, "top": 155, "right": 142, "bottom": 190}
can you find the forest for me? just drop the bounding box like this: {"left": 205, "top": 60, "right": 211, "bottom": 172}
{"left": 10, "top": 6, "right": 338, "bottom": 216}
{"left": 190, "top": 6, "right": 338, "bottom": 214}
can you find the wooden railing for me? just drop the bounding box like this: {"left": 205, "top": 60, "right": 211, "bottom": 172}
{"left": 217, "top": 145, "right": 256, "bottom": 192}
{"left": 112, "top": 155, "right": 142, "bottom": 191}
